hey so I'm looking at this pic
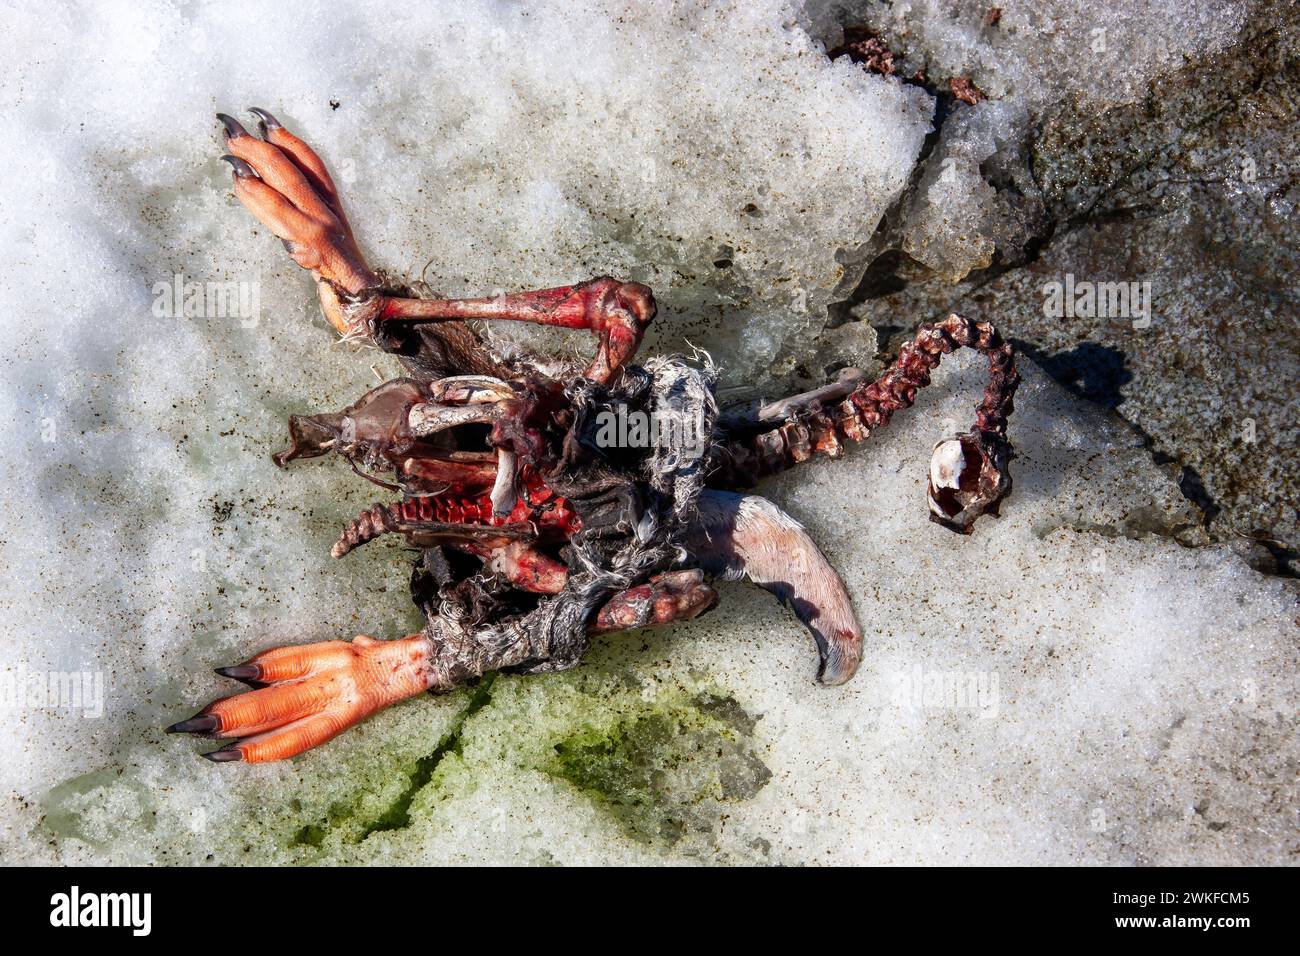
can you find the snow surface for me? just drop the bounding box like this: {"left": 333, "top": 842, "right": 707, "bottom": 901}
{"left": 0, "top": 0, "right": 1293, "bottom": 864}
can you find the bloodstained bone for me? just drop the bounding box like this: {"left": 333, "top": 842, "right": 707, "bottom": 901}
{"left": 707, "top": 314, "right": 1019, "bottom": 534}
{"left": 374, "top": 277, "right": 657, "bottom": 384}
{"left": 590, "top": 569, "right": 718, "bottom": 634}
{"left": 169, "top": 107, "right": 1020, "bottom": 763}
{"left": 332, "top": 470, "right": 581, "bottom": 558}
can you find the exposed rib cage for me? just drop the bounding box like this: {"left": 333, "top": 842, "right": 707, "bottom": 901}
{"left": 333, "top": 498, "right": 469, "bottom": 558}
{"left": 332, "top": 477, "right": 581, "bottom": 559}
{"left": 709, "top": 313, "right": 1018, "bottom": 487}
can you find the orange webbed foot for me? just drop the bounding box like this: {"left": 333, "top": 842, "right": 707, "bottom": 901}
{"left": 217, "top": 108, "right": 378, "bottom": 333}
{"left": 168, "top": 634, "right": 434, "bottom": 763}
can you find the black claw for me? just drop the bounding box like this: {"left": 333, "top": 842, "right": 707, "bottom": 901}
{"left": 215, "top": 112, "right": 250, "bottom": 140}
{"left": 215, "top": 663, "right": 261, "bottom": 680}
{"left": 166, "top": 714, "right": 220, "bottom": 735}
{"left": 248, "top": 106, "right": 282, "bottom": 137}
{"left": 214, "top": 664, "right": 264, "bottom": 687}
{"left": 220, "top": 155, "right": 257, "bottom": 179}
{"left": 202, "top": 747, "right": 243, "bottom": 763}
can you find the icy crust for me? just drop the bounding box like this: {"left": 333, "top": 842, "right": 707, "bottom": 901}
{"left": 802, "top": 0, "right": 1253, "bottom": 285}
{"left": 801, "top": 0, "right": 1250, "bottom": 109}
{"left": 11, "top": 355, "right": 1297, "bottom": 866}
{"left": 900, "top": 101, "right": 1020, "bottom": 282}
{"left": 0, "top": 0, "right": 1293, "bottom": 864}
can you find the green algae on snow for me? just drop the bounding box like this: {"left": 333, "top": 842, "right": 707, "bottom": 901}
{"left": 289, "top": 674, "right": 498, "bottom": 848}
{"left": 545, "top": 691, "right": 772, "bottom": 843}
